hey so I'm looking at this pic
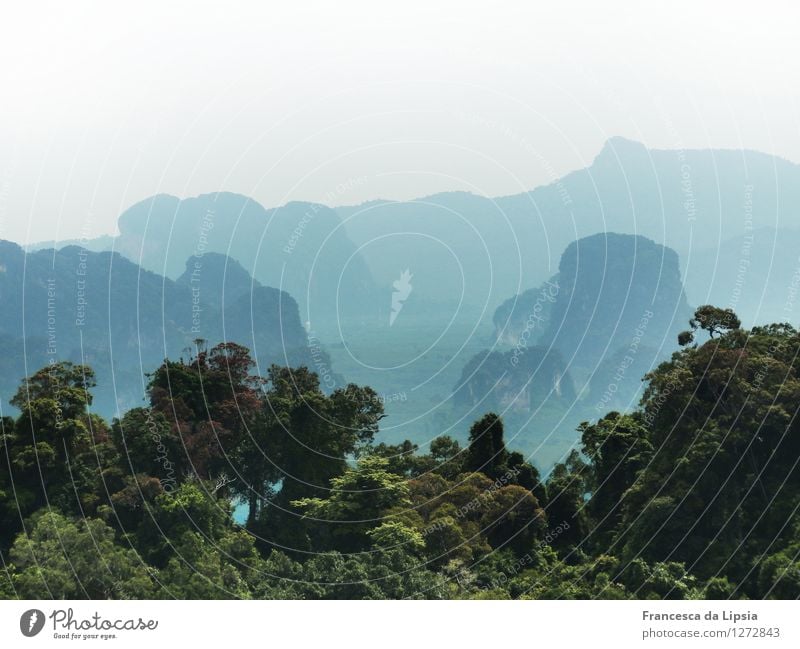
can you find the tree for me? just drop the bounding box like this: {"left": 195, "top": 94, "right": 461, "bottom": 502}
{"left": 480, "top": 484, "right": 547, "bottom": 554}
{"left": 253, "top": 366, "right": 384, "bottom": 547}
{"left": 293, "top": 456, "right": 410, "bottom": 552}
{"left": 618, "top": 559, "right": 702, "bottom": 600}
{"left": 679, "top": 305, "right": 741, "bottom": 345}
{"left": 1, "top": 363, "right": 116, "bottom": 540}
{"left": 465, "top": 413, "right": 508, "bottom": 477}
{"left": 147, "top": 342, "right": 264, "bottom": 484}
{"left": 112, "top": 408, "right": 182, "bottom": 484}
{"left": 543, "top": 450, "right": 591, "bottom": 551}
{"left": 3, "top": 323, "right": 798, "bottom": 601}
{"left": 579, "top": 412, "right": 653, "bottom": 548}
{"left": 10, "top": 362, "right": 97, "bottom": 466}
{"left": 10, "top": 361, "right": 95, "bottom": 418}
{"left": 623, "top": 321, "right": 800, "bottom": 589}
{"left": 758, "top": 546, "right": 800, "bottom": 599}
{"left": 371, "top": 440, "right": 429, "bottom": 477}
{"left": 6, "top": 510, "right": 156, "bottom": 599}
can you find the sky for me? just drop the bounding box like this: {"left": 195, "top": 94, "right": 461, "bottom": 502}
{"left": 1, "top": 0, "right": 798, "bottom": 243}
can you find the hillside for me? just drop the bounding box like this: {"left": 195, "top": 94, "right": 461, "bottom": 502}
{"left": 335, "top": 138, "right": 800, "bottom": 326}
{"left": 0, "top": 241, "right": 315, "bottom": 416}
{"left": 455, "top": 234, "right": 693, "bottom": 464}
{"left": 30, "top": 192, "right": 381, "bottom": 336}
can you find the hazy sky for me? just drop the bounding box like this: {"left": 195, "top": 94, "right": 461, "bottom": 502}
{"left": 1, "top": 0, "right": 798, "bottom": 243}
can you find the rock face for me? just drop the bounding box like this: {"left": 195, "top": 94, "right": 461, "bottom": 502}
{"left": 0, "top": 240, "right": 315, "bottom": 416}
{"left": 451, "top": 343, "right": 577, "bottom": 467}
{"left": 454, "top": 346, "right": 575, "bottom": 414}
{"left": 540, "top": 232, "right": 692, "bottom": 378}
{"left": 175, "top": 252, "right": 256, "bottom": 311}
{"left": 464, "top": 233, "right": 693, "bottom": 463}
{"left": 493, "top": 275, "right": 560, "bottom": 346}
{"left": 493, "top": 234, "right": 692, "bottom": 386}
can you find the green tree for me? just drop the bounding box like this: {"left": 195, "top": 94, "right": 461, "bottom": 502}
{"left": 1, "top": 364, "right": 117, "bottom": 541}
{"left": 147, "top": 342, "right": 264, "bottom": 484}
{"left": 112, "top": 408, "right": 181, "bottom": 486}
{"left": 6, "top": 510, "right": 156, "bottom": 599}
{"left": 622, "top": 321, "right": 800, "bottom": 591}
{"left": 679, "top": 304, "right": 742, "bottom": 345}
{"left": 544, "top": 450, "right": 591, "bottom": 552}
{"left": 253, "top": 366, "right": 383, "bottom": 547}
{"left": 293, "top": 455, "right": 410, "bottom": 552}
{"left": 580, "top": 412, "right": 653, "bottom": 548}
{"left": 465, "top": 413, "right": 508, "bottom": 477}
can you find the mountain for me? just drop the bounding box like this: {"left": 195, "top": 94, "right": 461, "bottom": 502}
{"left": 30, "top": 192, "right": 381, "bottom": 336}
{"left": 540, "top": 233, "right": 692, "bottom": 381}
{"left": 683, "top": 227, "right": 800, "bottom": 327}
{"left": 29, "top": 140, "right": 800, "bottom": 331}
{"left": 333, "top": 192, "right": 518, "bottom": 314}
{"left": 16, "top": 139, "right": 799, "bottom": 462}
{"left": 458, "top": 233, "right": 692, "bottom": 465}
{"left": 174, "top": 251, "right": 256, "bottom": 310}
{"left": 335, "top": 138, "right": 800, "bottom": 327}
{"left": 493, "top": 233, "right": 691, "bottom": 380}
{"left": 451, "top": 345, "right": 576, "bottom": 466}
{"left": 0, "top": 241, "right": 317, "bottom": 416}
{"left": 493, "top": 274, "right": 560, "bottom": 346}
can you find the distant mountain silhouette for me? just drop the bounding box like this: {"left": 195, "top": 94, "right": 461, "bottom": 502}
{"left": 493, "top": 274, "right": 560, "bottom": 346}
{"left": 30, "top": 192, "right": 381, "bottom": 336}
{"left": 336, "top": 138, "right": 800, "bottom": 326}
{"left": 0, "top": 241, "right": 318, "bottom": 416}
{"left": 683, "top": 227, "right": 800, "bottom": 327}
{"left": 540, "top": 233, "right": 692, "bottom": 378}
{"left": 17, "top": 139, "right": 800, "bottom": 462}
{"left": 29, "top": 140, "right": 800, "bottom": 330}
{"left": 459, "top": 233, "right": 692, "bottom": 462}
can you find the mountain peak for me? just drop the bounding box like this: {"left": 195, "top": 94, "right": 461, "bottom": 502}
{"left": 595, "top": 136, "right": 649, "bottom": 161}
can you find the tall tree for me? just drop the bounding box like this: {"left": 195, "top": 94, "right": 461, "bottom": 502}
{"left": 465, "top": 413, "right": 509, "bottom": 477}
{"left": 579, "top": 412, "right": 653, "bottom": 549}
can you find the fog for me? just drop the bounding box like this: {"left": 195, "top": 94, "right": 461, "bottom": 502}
{"left": 1, "top": 0, "right": 798, "bottom": 242}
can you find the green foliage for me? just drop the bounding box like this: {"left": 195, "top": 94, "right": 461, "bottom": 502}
{"left": 0, "top": 363, "right": 118, "bottom": 544}
{"left": 2, "top": 315, "right": 799, "bottom": 600}
{"left": 621, "top": 318, "right": 800, "bottom": 590}
{"left": 680, "top": 305, "right": 742, "bottom": 346}
{"left": 579, "top": 412, "right": 653, "bottom": 547}
{"left": 465, "top": 413, "right": 509, "bottom": 476}
{"left": 690, "top": 305, "right": 742, "bottom": 338}
{"left": 757, "top": 536, "right": 800, "bottom": 599}
{"left": 6, "top": 510, "right": 156, "bottom": 599}
{"left": 249, "top": 365, "right": 385, "bottom": 549}
{"left": 293, "top": 456, "right": 411, "bottom": 552}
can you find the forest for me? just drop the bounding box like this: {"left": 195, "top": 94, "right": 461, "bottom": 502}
{"left": 1, "top": 306, "right": 798, "bottom": 599}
